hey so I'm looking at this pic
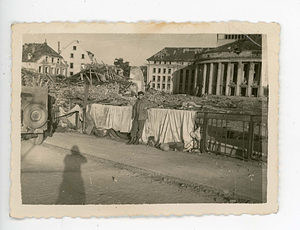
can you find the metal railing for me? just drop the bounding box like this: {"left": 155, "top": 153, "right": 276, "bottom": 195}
{"left": 195, "top": 112, "right": 268, "bottom": 162}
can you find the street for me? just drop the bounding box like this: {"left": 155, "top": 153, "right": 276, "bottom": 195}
{"left": 22, "top": 141, "right": 225, "bottom": 204}
{"left": 21, "top": 132, "right": 267, "bottom": 204}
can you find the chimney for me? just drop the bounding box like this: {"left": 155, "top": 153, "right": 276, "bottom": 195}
{"left": 58, "top": 41, "right": 60, "bottom": 54}
{"left": 44, "top": 39, "right": 47, "bottom": 44}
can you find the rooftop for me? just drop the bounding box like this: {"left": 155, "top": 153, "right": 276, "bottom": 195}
{"left": 147, "top": 47, "right": 213, "bottom": 62}
{"left": 201, "top": 35, "right": 262, "bottom": 55}
{"left": 22, "top": 42, "right": 62, "bottom": 62}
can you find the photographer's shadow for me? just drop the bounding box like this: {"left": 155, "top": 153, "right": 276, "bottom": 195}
{"left": 57, "top": 146, "right": 87, "bottom": 205}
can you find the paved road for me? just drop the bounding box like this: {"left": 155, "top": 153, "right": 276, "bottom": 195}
{"left": 21, "top": 140, "right": 229, "bottom": 204}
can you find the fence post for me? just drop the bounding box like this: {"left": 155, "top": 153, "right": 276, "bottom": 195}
{"left": 75, "top": 111, "right": 79, "bottom": 130}
{"left": 247, "top": 115, "right": 255, "bottom": 161}
{"left": 201, "top": 112, "right": 208, "bottom": 153}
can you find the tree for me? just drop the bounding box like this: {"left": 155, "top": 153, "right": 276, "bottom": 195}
{"left": 114, "top": 58, "right": 130, "bottom": 78}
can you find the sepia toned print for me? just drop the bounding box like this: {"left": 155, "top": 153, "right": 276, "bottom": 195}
{"left": 11, "top": 22, "right": 279, "bottom": 217}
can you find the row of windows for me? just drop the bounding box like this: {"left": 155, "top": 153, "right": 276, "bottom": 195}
{"left": 69, "top": 63, "right": 85, "bottom": 69}
{"left": 45, "top": 56, "right": 60, "bottom": 64}
{"left": 38, "top": 66, "right": 65, "bottom": 75}
{"left": 154, "top": 61, "right": 172, "bottom": 65}
{"left": 70, "top": 53, "right": 85, "bottom": 59}
{"left": 152, "top": 83, "right": 171, "bottom": 90}
{"left": 224, "top": 34, "right": 247, "bottom": 40}
{"left": 152, "top": 75, "right": 171, "bottom": 82}
{"left": 153, "top": 68, "right": 172, "bottom": 74}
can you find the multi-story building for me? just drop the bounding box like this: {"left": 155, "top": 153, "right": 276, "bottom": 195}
{"left": 22, "top": 41, "right": 68, "bottom": 76}
{"left": 146, "top": 35, "right": 265, "bottom": 97}
{"left": 146, "top": 47, "right": 212, "bottom": 94}
{"left": 59, "top": 40, "right": 96, "bottom": 76}
{"left": 194, "top": 35, "right": 264, "bottom": 97}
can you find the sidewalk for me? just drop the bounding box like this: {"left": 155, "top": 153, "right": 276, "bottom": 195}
{"left": 44, "top": 132, "right": 267, "bottom": 202}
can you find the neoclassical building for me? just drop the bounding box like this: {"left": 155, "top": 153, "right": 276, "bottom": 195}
{"left": 146, "top": 47, "right": 212, "bottom": 94}
{"left": 193, "top": 35, "right": 264, "bottom": 97}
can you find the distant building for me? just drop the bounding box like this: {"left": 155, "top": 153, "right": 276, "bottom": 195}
{"left": 194, "top": 35, "right": 264, "bottom": 97}
{"left": 59, "top": 40, "right": 96, "bottom": 76}
{"left": 146, "top": 47, "right": 212, "bottom": 94}
{"left": 216, "top": 34, "right": 251, "bottom": 46}
{"left": 22, "top": 41, "right": 68, "bottom": 76}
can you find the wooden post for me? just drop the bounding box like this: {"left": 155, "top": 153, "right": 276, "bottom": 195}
{"left": 82, "top": 82, "right": 90, "bottom": 133}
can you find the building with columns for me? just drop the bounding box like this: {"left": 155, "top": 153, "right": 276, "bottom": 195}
{"left": 194, "top": 35, "right": 264, "bottom": 97}
{"left": 146, "top": 47, "right": 212, "bottom": 94}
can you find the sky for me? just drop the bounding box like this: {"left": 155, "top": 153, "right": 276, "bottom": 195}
{"left": 23, "top": 34, "right": 218, "bottom": 66}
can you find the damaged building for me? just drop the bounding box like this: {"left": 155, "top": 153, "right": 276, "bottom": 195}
{"left": 22, "top": 41, "right": 68, "bottom": 77}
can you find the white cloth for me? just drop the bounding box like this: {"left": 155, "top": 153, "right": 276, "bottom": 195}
{"left": 58, "top": 105, "right": 83, "bottom": 126}
{"left": 141, "top": 108, "right": 196, "bottom": 148}
{"left": 87, "top": 104, "right": 132, "bottom": 133}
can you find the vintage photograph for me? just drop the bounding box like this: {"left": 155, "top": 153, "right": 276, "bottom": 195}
{"left": 11, "top": 22, "right": 279, "bottom": 217}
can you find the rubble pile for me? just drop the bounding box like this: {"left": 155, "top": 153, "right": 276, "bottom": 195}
{"left": 21, "top": 67, "right": 265, "bottom": 115}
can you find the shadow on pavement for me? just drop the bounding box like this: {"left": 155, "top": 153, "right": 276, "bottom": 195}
{"left": 57, "top": 145, "right": 87, "bottom": 205}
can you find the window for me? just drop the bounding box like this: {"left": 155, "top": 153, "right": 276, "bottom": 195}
{"left": 38, "top": 66, "right": 42, "bottom": 73}
{"left": 51, "top": 58, "right": 54, "bottom": 63}
{"left": 167, "top": 84, "right": 171, "bottom": 90}
{"left": 70, "top": 53, "right": 74, "bottom": 58}
{"left": 163, "top": 68, "right": 166, "bottom": 74}
{"left": 73, "top": 46, "right": 76, "bottom": 50}
{"left": 157, "top": 83, "right": 160, "bottom": 89}
{"left": 56, "top": 68, "right": 60, "bottom": 75}
{"left": 153, "top": 68, "right": 156, "bottom": 73}
{"left": 158, "top": 68, "right": 161, "bottom": 74}
{"left": 81, "top": 54, "right": 85, "bottom": 59}
{"left": 162, "top": 76, "right": 166, "bottom": 82}
{"left": 45, "top": 56, "right": 48, "bottom": 62}
{"left": 70, "top": 72, "right": 74, "bottom": 76}
{"left": 45, "top": 67, "right": 49, "bottom": 73}
{"left": 70, "top": 63, "right": 74, "bottom": 69}
{"left": 57, "top": 58, "right": 60, "bottom": 64}
{"left": 168, "top": 76, "right": 171, "bottom": 82}
{"left": 162, "top": 84, "right": 165, "bottom": 89}
{"left": 168, "top": 69, "right": 171, "bottom": 74}
{"left": 157, "top": 76, "right": 161, "bottom": 81}
{"left": 152, "top": 76, "right": 156, "bottom": 81}
{"left": 152, "top": 83, "right": 155, "bottom": 88}
{"left": 186, "top": 69, "right": 189, "bottom": 76}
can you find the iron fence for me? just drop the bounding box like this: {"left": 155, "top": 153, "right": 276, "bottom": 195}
{"left": 195, "top": 112, "right": 268, "bottom": 162}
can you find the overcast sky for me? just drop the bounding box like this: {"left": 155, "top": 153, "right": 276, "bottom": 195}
{"left": 23, "top": 34, "right": 218, "bottom": 66}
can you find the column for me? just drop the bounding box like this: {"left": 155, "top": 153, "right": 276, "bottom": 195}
{"left": 188, "top": 69, "right": 192, "bottom": 94}
{"left": 247, "top": 62, "right": 254, "bottom": 97}
{"left": 202, "top": 64, "right": 207, "bottom": 95}
{"left": 193, "top": 65, "right": 198, "bottom": 95}
{"left": 225, "top": 63, "right": 231, "bottom": 96}
{"left": 216, "top": 62, "right": 222, "bottom": 95}
{"left": 236, "top": 62, "right": 243, "bottom": 96}
{"left": 182, "top": 69, "right": 186, "bottom": 93}
{"left": 258, "top": 63, "right": 263, "bottom": 97}
{"left": 208, "top": 63, "right": 214, "bottom": 94}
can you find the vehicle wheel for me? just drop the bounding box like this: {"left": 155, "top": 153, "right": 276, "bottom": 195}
{"left": 23, "top": 103, "right": 48, "bottom": 129}
{"left": 31, "top": 133, "right": 44, "bottom": 145}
